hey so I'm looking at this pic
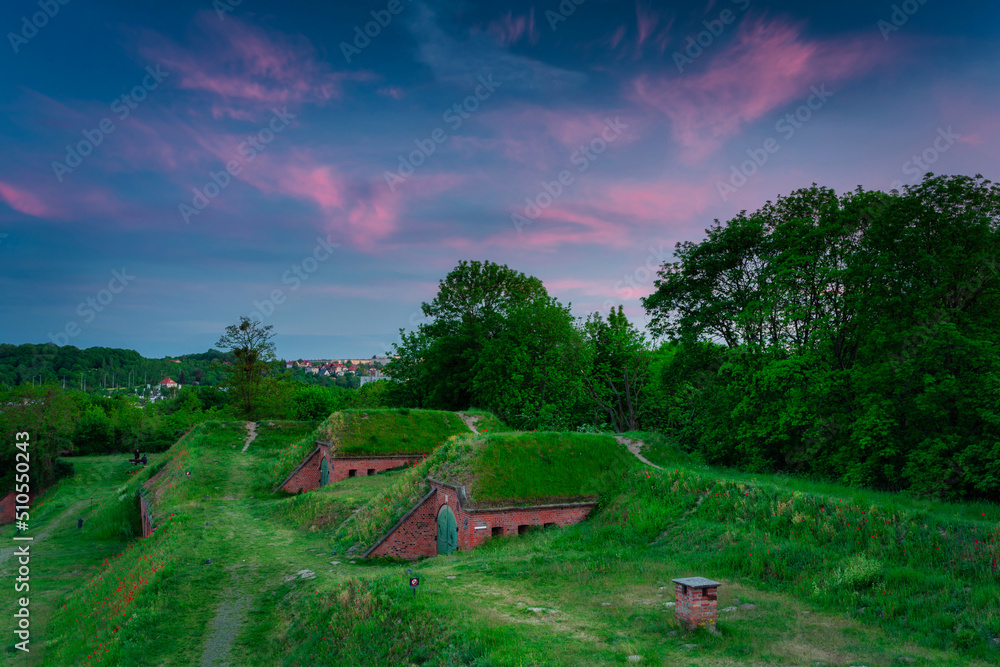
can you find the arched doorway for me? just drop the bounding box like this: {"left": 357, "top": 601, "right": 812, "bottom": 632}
{"left": 437, "top": 504, "right": 457, "bottom": 555}
{"left": 319, "top": 457, "right": 329, "bottom": 487}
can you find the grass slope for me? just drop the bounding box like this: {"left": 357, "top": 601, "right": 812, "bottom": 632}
{"left": 11, "top": 419, "right": 1000, "bottom": 666}
{"left": 0, "top": 454, "right": 164, "bottom": 664}
{"left": 323, "top": 408, "right": 468, "bottom": 455}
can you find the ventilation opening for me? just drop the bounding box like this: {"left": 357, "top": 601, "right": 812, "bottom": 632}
{"left": 348, "top": 469, "right": 357, "bottom": 477}
{"left": 544, "top": 522, "right": 556, "bottom": 529}
{"left": 491, "top": 526, "right": 503, "bottom": 537}
{"left": 518, "top": 524, "right": 530, "bottom": 535}
{"left": 367, "top": 469, "right": 376, "bottom": 476}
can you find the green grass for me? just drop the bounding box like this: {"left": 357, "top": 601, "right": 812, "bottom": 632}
{"left": 427, "top": 431, "right": 636, "bottom": 507}
{"left": 323, "top": 408, "right": 467, "bottom": 455}
{"left": 464, "top": 407, "right": 516, "bottom": 434}
{"left": 0, "top": 454, "right": 164, "bottom": 664}
{"left": 250, "top": 420, "right": 321, "bottom": 451}
{"left": 11, "top": 422, "right": 1000, "bottom": 666}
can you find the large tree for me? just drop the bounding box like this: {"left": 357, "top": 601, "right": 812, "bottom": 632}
{"left": 641, "top": 174, "right": 1000, "bottom": 499}
{"left": 384, "top": 260, "right": 550, "bottom": 411}
{"left": 215, "top": 317, "right": 277, "bottom": 419}
{"left": 384, "top": 260, "right": 587, "bottom": 428}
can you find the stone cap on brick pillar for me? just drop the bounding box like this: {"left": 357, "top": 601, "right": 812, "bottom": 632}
{"left": 672, "top": 577, "right": 720, "bottom": 589}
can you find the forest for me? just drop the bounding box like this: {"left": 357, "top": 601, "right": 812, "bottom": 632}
{"left": 381, "top": 174, "right": 1000, "bottom": 500}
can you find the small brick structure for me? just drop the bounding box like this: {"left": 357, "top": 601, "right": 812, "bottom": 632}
{"left": 673, "top": 577, "right": 721, "bottom": 631}
{"left": 276, "top": 441, "right": 426, "bottom": 493}
{"left": 0, "top": 489, "right": 34, "bottom": 525}
{"left": 330, "top": 454, "right": 425, "bottom": 483}
{"left": 364, "top": 479, "right": 598, "bottom": 559}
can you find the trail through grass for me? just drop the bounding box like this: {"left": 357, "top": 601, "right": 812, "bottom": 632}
{"left": 13, "top": 418, "right": 1000, "bottom": 665}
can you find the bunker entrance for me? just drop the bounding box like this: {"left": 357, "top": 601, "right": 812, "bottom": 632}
{"left": 437, "top": 505, "right": 458, "bottom": 555}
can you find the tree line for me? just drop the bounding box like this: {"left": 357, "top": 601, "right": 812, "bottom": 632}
{"left": 377, "top": 174, "right": 998, "bottom": 500}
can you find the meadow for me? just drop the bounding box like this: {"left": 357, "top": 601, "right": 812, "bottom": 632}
{"left": 2, "top": 416, "right": 997, "bottom": 665}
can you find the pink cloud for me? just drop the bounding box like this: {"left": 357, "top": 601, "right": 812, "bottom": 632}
{"left": 479, "top": 106, "right": 641, "bottom": 170}
{"left": 635, "top": 3, "right": 659, "bottom": 51}
{"left": 632, "top": 17, "right": 887, "bottom": 161}
{"left": 136, "top": 12, "right": 368, "bottom": 120}
{"left": 544, "top": 278, "right": 623, "bottom": 298}
{"left": 487, "top": 9, "right": 539, "bottom": 46}
{"left": 220, "top": 148, "right": 466, "bottom": 251}
{"left": 0, "top": 181, "right": 53, "bottom": 218}
{"left": 485, "top": 177, "right": 714, "bottom": 252}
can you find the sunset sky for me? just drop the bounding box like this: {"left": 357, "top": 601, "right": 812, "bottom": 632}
{"left": 1, "top": 0, "right": 997, "bottom": 359}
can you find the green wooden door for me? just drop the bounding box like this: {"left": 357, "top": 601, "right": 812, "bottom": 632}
{"left": 437, "top": 505, "right": 457, "bottom": 555}
{"left": 319, "top": 457, "right": 329, "bottom": 487}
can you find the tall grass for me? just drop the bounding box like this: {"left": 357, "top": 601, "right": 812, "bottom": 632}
{"left": 581, "top": 464, "right": 1000, "bottom": 656}
{"left": 269, "top": 574, "right": 497, "bottom": 666}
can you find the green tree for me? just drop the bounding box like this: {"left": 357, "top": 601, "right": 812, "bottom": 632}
{"left": 215, "top": 317, "right": 277, "bottom": 419}
{"left": 578, "top": 306, "right": 650, "bottom": 433}
{"left": 642, "top": 174, "right": 1000, "bottom": 499}
{"left": 384, "top": 260, "right": 549, "bottom": 410}
{"left": 471, "top": 296, "right": 584, "bottom": 430}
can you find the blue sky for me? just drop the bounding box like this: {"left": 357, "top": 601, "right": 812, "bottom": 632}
{"left": 0, "top": 0, "right": 997, "bottom": 359}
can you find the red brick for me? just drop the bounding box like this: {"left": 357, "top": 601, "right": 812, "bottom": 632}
{"left": 365, "top": 479, "right": 597, "bottom": 560}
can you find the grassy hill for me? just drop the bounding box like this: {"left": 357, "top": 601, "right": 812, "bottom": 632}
{"left": 322, "top": 408, "right": 468, "bottom": 455}
{"left": 427, "top": 431, "right": 635, "bottom": 506}
{"left": 3, "top": 417, "right": 999, "bottom": 665}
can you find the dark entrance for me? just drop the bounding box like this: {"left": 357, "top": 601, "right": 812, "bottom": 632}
{"left": 437, "top": 505, "right": 458, "bottom": 555}
{"left": 319, "top": 457, "right": 329, "bottom": 487}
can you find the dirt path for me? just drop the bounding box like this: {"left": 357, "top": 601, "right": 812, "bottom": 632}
{"left": 200, "top": 577, "right": 252, "bottom": 667}
{"left": 241, "top": 422, "right": 258, "bottom": 452}
{"left": 614, "top": 436, "right": 663, "bottom": 470}
{"left": 457, "top": 412, "right": 482, "bottom": 433}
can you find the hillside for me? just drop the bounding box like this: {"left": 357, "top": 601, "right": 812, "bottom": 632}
{"left": 2, "top": 418, "right": 998, "bottom": 665}
{"left": 0, "top": 342, "right": 235, "bottom": 389}
{"left": 425, "top": 431, "right": 635, "bottom": 507}
{"left": 321, "top": 408, "right": 469, "bottom": 455}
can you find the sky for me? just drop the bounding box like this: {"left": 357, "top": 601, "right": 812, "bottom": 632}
{"left": 0, "top": 0, "right": 997, "bottom": 360}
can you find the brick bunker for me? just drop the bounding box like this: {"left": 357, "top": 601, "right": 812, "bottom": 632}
{"left": 364, "top": 479, "right": 598, "bottom": 560}
{"left": 276, "top": 442, "right": 425, "bottom": 493}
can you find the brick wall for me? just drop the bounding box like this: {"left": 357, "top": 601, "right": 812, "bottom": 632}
{"left": 279, "top": 444, "right": 331, "bottom": 494}
{"left": 675, "top": 583, "right": 718, "bottom": 630}
{"left": 427, "top": 480, "right": 596, "bottom": 551}
{"left": 458, "top": 503, "right": 595, "bottom": 550}
{"left": 0, "top": 490, "right": 34, "bottom": 525}
{"left": 330, "top": 455, "right": 423, "bottom": 483}
{"left": 364, "top": 480, "right": 597, "bottom": 560}
{"left": 366, "top": 488, "right": 439, "bottom": 559}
